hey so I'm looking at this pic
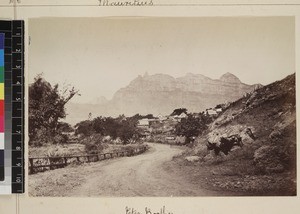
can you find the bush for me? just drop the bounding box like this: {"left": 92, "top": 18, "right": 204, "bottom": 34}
{"left": 46, "top": 147, "right": 70, "bottom": 157}
{"left": 119, "top": 144, "right": 148, "bottom": 156}
{"left": 30, "top": 127, "right": 69, "bottom": 146}
{"left": 81, "top": 134, "right": 105, "bottom": 154}
{"left": 253, "top": 144, "right": 291, "bottom": 174}
{"left": 53, "top": 134, "right": 69, "bottom": 144}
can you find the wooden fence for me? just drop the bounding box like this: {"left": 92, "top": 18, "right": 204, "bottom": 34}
{"left": 29, "top": 146, "right": 148, "bottom": 174}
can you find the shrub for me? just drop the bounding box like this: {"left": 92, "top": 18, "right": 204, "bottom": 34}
{"left": 30, "top": 127, "right": 69, "bottom": 146}
{"left": 253, "top": 144, "right": 290, "bottom": 174}
{"left": 81, "top": 134, "right": 104, "bottom": 154}
{"left": 53, "top": 134, "right": 68, "bottom": 144}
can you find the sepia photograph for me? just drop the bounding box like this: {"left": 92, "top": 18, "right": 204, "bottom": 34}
{"left": 28, "top": 17, "right": 296, "bottom": 197}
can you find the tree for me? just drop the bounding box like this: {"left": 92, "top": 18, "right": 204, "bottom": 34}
{"left": 143, "top": 114, "right": 154, "bottom": 119}
{"left": 117, "top": 119, "right": 139, "bottom": 144}
{"left": 87, "top": 115, "right": 140, "bottom": 144}
{"left": 74, "top": 120, "right": 94, "bottom": 136}
{"left": 170, "top": 108, "right": 188, "bottom": 116}
{"left": 175, "top": 113, "right": 210, "bottom": 144}
{"left": 101, "top": 117, "right": 121, "bottom": 139}
{"left": 29, "top": 75, "right": 79, "bottom": 144}
{"left": 57, "top": 122, "right": 74, "bottom": 133}
{"left": 92, "top": 116, "right": 105, "bottom": 135}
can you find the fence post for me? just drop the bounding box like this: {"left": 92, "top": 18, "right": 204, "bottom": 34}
{"left": 63, "top": 157, "right": 68, "bottom": 166}
{"left": 49, "top": 158, "right": 53, "bottom": 170}
{"left": 29, "top": 158, "right": 34, "bottom": 174}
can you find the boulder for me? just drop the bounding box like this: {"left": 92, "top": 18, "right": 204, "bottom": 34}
{"left": 185, "top": 156, "right": 200, "bottom": 162}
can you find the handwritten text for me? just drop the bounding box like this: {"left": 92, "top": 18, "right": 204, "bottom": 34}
{"left": 99, "top": 0, "right": 154, "bottom": 6}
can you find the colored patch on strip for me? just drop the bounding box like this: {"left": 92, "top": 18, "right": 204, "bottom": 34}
{"left": 0, "top": 133, "right": 3, "bottom": 150}
{"left": 0, "top": 115, "right": 3, "bottom": 132}
{"left": 0, "top": 100, "right": 3, "bottom": 116}
{"left": 0, "top": 150, "right": 3, "bottom": 166}
{"left": 0, "top": 83, "right": 3, "bottom": 100}
{"left": 0, "top": 50, "right": 3, "bottom": 67}
{"left": 0, "top": 33, "right": 4, "bottom": 49}
{"left": 0, "top": 67, "right": 3, "bottom": 83}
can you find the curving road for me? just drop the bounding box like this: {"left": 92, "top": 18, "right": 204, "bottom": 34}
{"left": 64, "top": 143, "right": 219, "bottom": 197}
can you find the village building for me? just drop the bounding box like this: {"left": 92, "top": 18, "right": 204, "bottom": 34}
{"left": 157, "top": 114, "right": 167, "bottom": 121}
{"left": 215, "top": 108, "right": 222, "bottom": 113}
{"left": 172, "top": 112, "right": 188, "bottom": 121}
{"left": 206, "top": 109, "right": 218, "bottom": 116}
{"left": 137, "top": 118, "right": 150, "bottom": 128}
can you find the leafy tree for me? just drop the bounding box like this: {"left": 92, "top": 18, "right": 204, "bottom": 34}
{"left": 82, "top": 115, "right": 140, "bottom": 144}
{"left": 57, "top": 122, "right": 74, "bottom": 132}
{"left": 170, "top": 108, "right": 188, "bottom": 116}
{"left": 92, "top": 116, "right": 105, "bottom": 135}
{"left": 29, "top": 75, "right": 79, "bottom": 144}
{"left": 102, "top": 117, "right": 121, "bottom": 139}
{"left": 117, "top": 118, "right": 139, "bottom": 144}
{"left": 143, "top": 114, "right": 154, "bottom": 119}
{"left": 175, "top": 113, "right": 211, "bottom": 144}
{"left": 74, "top": 120, "right": 94, "bottom": 136}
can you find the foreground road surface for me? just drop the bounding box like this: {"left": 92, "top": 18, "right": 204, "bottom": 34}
{"left": 29, "top": 143, "right": 223, "bottom": 197}
{"left": 67, "top": 143, "right": 218, "bottom": 197}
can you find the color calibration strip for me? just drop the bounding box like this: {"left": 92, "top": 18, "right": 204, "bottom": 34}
{"left": 0, "top": 33, "right": 4, "bottom": 182}
{"left": 0, "top": 20, "right": 24, "bottom": 194}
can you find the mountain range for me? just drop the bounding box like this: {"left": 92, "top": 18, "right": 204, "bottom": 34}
{"left": 65, "top": 72, "right": 261, "bottom": 124}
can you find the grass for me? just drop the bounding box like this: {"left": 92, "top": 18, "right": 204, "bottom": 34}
{"left": 169, "top": 153, "right": 296, "bottom": 196}
{"left": 29, "top": 142, "right": 148, "bottom": 158}
{"left": 29, "top": 143, "right": 86, "bottom": 158}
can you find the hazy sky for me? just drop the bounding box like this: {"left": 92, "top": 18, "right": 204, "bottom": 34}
{"left": 29, "top": 17, "right": 295, "bottom": 103}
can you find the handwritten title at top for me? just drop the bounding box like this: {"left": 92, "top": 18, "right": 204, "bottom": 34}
{"left": 99, "top": 0, "right": 154, "bottom": 6}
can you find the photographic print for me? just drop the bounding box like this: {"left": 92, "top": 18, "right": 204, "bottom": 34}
{"left": 28, "top": 17, "right": 296, "bottom": 197}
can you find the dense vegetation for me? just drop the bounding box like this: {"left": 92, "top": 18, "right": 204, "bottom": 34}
{"left": 175, "top": 113, "right": 212, "bottom": 143}
{"left": 29, "top": 75, "right": 79, "bottom": 146}
{"left": 75, "top": 115, "right": 141, "bottom": 144}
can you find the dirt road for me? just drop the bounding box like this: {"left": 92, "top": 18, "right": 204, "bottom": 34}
{"left": 63, "top": 143, "right": 218, "bottom": 197}
{"left": 29, "top": 143, "right": 224, "bottom": 197}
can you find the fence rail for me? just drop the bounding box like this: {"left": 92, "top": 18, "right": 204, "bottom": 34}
{"left": 29, "top": 146, "right": 148, "bottom": 174}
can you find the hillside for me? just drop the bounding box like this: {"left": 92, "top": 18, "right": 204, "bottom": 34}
{"left": 181, "top": 73, "right": 296, "bottom": 195}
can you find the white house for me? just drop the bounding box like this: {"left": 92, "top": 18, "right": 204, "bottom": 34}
{"left": 137, "top": 119, "right": 150, "bottom": 128}
{"left": 215, "top": 108, "right": 222, "bottom": 113}
{"left": 206, "top": 109, "right": 218, "bottom": 116}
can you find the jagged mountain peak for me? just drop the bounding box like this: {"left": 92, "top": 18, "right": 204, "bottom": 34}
{"left": 143, "top": 73, "right": 175, "bottom": 81}
{"left": 219, "top": 72, "right": 241, "bottom": 83}
{"left": 182, "top": 72, "right": 211, "bottom": 80}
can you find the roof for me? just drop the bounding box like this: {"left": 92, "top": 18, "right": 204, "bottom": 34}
{"left": 215, "top": 108, "right": 222, "bottom": 112}
{"left": 207, "top": 109, "right": 218, "bottom": 115}
{"left": 178, "top": 112, "right": 187, "bottom": 118}
{"left": 138, "top": 119, "right": 149, "bottom": 126}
